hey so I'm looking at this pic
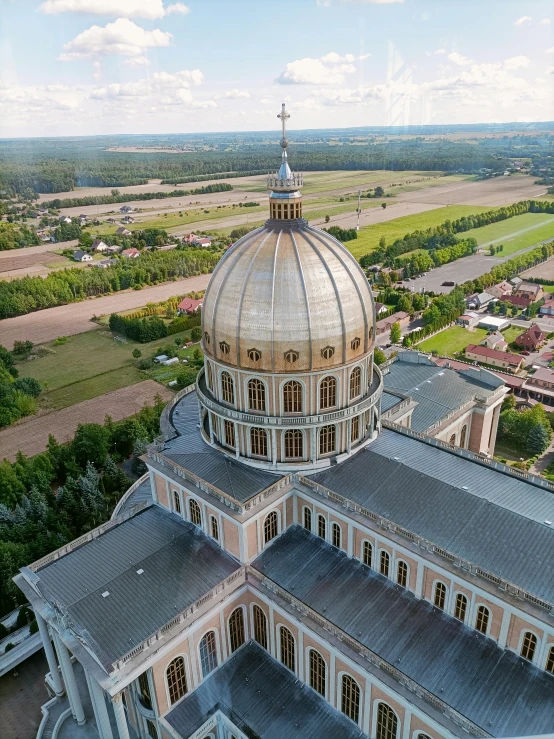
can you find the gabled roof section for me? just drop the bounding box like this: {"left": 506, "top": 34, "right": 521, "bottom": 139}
{"left": 165, "top": 641, "right": 366, "bottom": 739}
{"left": 252, "top": 527, "right": 554, "bottom": 738}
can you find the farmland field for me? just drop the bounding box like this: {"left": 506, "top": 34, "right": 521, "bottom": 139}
{"left": 463, "top": 213, "right": 554, "bottom": 256}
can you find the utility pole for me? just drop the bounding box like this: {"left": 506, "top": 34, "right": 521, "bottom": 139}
{"left": 356, "top": 189, "right": 361, "bottom": 231}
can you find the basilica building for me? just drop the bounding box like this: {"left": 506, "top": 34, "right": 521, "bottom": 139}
{"left": 16, "top": 107, "right": 554, "bottom": 739}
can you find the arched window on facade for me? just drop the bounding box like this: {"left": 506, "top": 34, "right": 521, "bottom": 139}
{"left": 546, "top": 646, "right": 554, "bottom": 674}
{"left": 138, "top": 672, "right": 152, "bottom": 710}
{"left": 397, "top": 561, "right": 408, "bottom": 588}
{"left": 521, "top": 631, "right": 537, "bottom": 661}
{"left": 376, "top": 703, "right": 398, "bottom": 739}
{"left": 349, "top": 366, "right": 361, "bottom": 399}
{"left": 173, "top": 490, "right": 181, "bottom": 515}
{"left": 303, "top": 507, "right": 312, "bottom": 531}
{"left": 317, "top": 514, "right": 326, "bottom": 539}
{"left": 309, "top": 649, "right": 326, "bottom": 697}
{"left": 434, "top": 582, "right": 446, "bottom": 610}
{"left": 380, "top": 551, "right": 390, "bottom": 578}
{"left": 319, "top": 425, "right": 336, "bottom": 455}
{"left": 341, "top": 675, "right": 360, "bottom": 724}
{"left": 417, "top": 735, "right": 432, "bottom": 739}
{"left": 454, "top": 593, "right": 468, "bottom": 622}
{"left": 449, "top": 433, "right": 456, "bottom": 445}
{"left": 264, "top": 511, "right": 278, "bottom": 544}
{"left": 475, "top": 605, "right": 489, "bottom": 634}
{"left": 221, "top": 372, "right": 234, "bottom": 405}
{"left": 228, "top": 608, "right": 245, "bottom": 653}
{"left": 283, "top": 381, "right": 302, "bottom": 413}
{"left": 248, "top": 378, "right": 266, "bottom": 412}
{"left": 224, "top": 419, "right": 235, "bottom": 449}
{"left": 280, "top": 626, "right": 295, "bottom": 672}
{"left": 460, "top": 424, "right": 468, "bottom": 447}
{"left": 363, "top": 541, "right": 372, "bottom": 568}
{"left": 189, "top": 499, "right": 202, "bottom": 527}
{"left": 284, "top": 429, "right": 303, "bottom": 459}
{"left": 166, "top": 657, "right": 187, "bottom": 705}
{"left": 210, "top": 516, "right": 219, "bottom": 541}
{"left": 251, "top": 427, "right": 268, "bottom": 457}
{"left": 146, "top": 720, "right": 158, "bottom": 739}
{"left": 351, "top": 415, "right": 359, "bottom": 442}
{"left": 320, "top": 376, "right": 337, "bottom": 410}
{"left": 332, "top": 523, "right": 341, "bottom": 548}
{"left": 206, "top": 362, "right": 213, "bottom": 392}
{"left": 199, "top": 631, "right": 218, "bottom": 678}
{"left": 252, "top": 605, "right": 268, "bottom": 650}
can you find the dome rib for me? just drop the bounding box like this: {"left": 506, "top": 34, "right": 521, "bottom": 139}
{"left": 290, "top": 230, "right": 313, "bottom": 372}
{"left": 270, "top": 231, "right": 282, "bottom": 373}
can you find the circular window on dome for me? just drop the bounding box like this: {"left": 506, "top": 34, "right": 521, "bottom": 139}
{"left": 284, "top": 349, "right": 299, "bottom": 364}
{"left": 219, "top": 341, "right": 230, "bottom": 355}
{"left": 247, "top": 348, "right": 261, "bottom": 362}
{"left": 204, "top": 331, "right": 210, "bottom": 345}
{"left": 351, "top": 337, "right": 361, "bottom": 351}
{"left": 321, "top": 346, "right": 335, "bottom": 360}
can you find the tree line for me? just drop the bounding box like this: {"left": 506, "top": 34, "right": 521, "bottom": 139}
{"left": 0, "top": 223, "right": 40, "bottom": 251}
{"left": 0, "top": 345, "right": 42, "bottom": 428}
{"left": 108, "top": 311, "right": 200, "bottom": 343}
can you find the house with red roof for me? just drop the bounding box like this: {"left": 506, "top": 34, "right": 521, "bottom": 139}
{"left": 514, "top": 323, "right": 546, "bottom": 352}
{"left": 177, "top": 297, "right": 203, "bottom": 315}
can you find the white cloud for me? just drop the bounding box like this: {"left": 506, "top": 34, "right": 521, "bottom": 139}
{"left": 540, "top": 18, "right": 551, "bottom": 25}
{"left": 434, "top": 48, "right": 446, "bottom": 55}
{"left": 218, "top": 89, "right": 250, "bottom": 99}
{"left": 547, "top": 47, "right": 554, "bottom": 54}
{"left": 503, "top": 55, "right": 530, "bottom": 70}
{"left": 123, "top": 56, "right": 151, "bottom": 66}
{"left": 59, "top": 18, "right": 171, "bottom": 59}
{"left": 448, "top": 51, "right": 472, "bottom": 66}
{"left": 40, "top": 0, "right": 190, "bottom": 19}
{"left": 276, "top": 52, "right": 361, "bottom": 85}
{"left": 548, "top": 66, "right": 554, "bottom": 74}
{"left": 89, "top": 67, "right": 209, "bottom": 108}
{"left": 514, "top": 15, "right": 532, "bottom": 25}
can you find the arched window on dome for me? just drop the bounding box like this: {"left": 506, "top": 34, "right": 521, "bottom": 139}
{"left": 349, "top": 367, "right": 361, "bottom": 399}
{"left": 248, "top": 378, "right": 266, "bottom": 412}
{"left": 283, "top": 381, "right": 302, "bottom": 413}
{"left": 320, "top": 376, "right": 337, "bottom": 410}
{"left": 284, "top": 429, "right": 303, "bottom": 459}
{"left": 221, "top": 372, "right": 234, "bottom": 405}
{"left": 319, "top": 425, "right": 336, "bottom": 455}
{"left": 250, "top": 427, "right": 268, "bottom": 457}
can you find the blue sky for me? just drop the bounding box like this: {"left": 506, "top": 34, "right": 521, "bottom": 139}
{"left": 1, "top": 0, "right": 553, "bottom": 137}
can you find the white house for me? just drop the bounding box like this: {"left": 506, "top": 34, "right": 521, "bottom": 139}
{"left": 73, "top": 250, "right": 93, "bottom": 262}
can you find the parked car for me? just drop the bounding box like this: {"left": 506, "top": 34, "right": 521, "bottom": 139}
{"left": 521, "top": 350, "right": 531, "bottom": 356}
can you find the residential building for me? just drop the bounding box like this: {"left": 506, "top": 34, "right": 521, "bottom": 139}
{"left": 122, "top": 248, "right": 140, "bottom": 258}
{"left": 521, "top": 366, "right": 554, "bottom": 406}
{"left": 477, "top": 315, "right": 511, "bottom": 331}
{"left": 457, "top": 311, "right": 479, "bottom": 327}
{"left": 502, "top": 294, "right": 532, "bottom": 309}
{"left": 177, "top": 297, "right": 203, "bottom": 315}
{"left": 375, "top": 311, "right": 409, "bottom": 336}
{"left": 17, "top": 107, "right": 554, "bottom": 739}
{"left": 116, "top": 227, "right": 132, "bottom": 236}
{"left": 515, "top": 283, "right": 543, "bottom": 302}
{"left": 467, "top": 291, "right": 495, "bottom": 309}
{"left": 481, "top": 331, "right": 508, "bottom": 351}
{"left": 373, "top": 301, "right": 389, "bottom": 316}
{"left": 60, "top": 216, "right": 72, "bottom": 224}
{"left": 91, "top": 239, "right": 109, "bottom": 252}
{"left": 121, "top": 216, "right": 135, "bottom": 224}
{"left": 539, "top": 293, "right": 554, "bottom": 317}
{"left": 73, "top": 250, "right": 93, "bottom": 262}
{"left": 96, "top": 259, "right": 118, "bottom": 269}
{"left": 106, "top": 218, "right": 117, "bottom": 224}
{"left": 510, "top": 276, "right": 523, "bottom": 287}
{"left": 514, "top": 323, "right": 546, "bottom": 351}
{"left": 120, "top": 205, "right": 133, "bottom": 213}
{"left": 486, "top": 281, "right": 513, "bottom": 299}
{"left": 105, "top": 244, "right": 122, "bottom": 255}
{"left": 465, "top": 344, "right": 524, "bottom": 372}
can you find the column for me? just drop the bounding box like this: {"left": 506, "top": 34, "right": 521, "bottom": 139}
{"left": 208, "top": 411, "right": 214, "bottom": 444}
{"left": 85, "top": 669, "right": 114, "bottom": 739}
{"left": 112, "top": 692, "right": 131, "bottom": 739}
{"left": 234, "top": 422, "right": 240, "bottom": 459}
{"left": 53, "top": 632, "right": 86, "bottom": 726}
{"left": 271, "top": 428, "right": 277, "bottom": 469}
{"left": 36, "top": 613, "right": 64, "bottom": 697}
{"left": 347, "top": 418, "right": 352, "bottom": 454}
{"left": 311, "top": 427, "right": 317, "bottom": 463}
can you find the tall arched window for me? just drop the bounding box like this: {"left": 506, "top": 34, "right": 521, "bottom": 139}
{"left": 228, "top": 608, "right": 245, "bottom": 653}
{"left": 545, "top": 646, "right": 554, "bottom": 674}
{"left": 521, "top": 631, "right": 537, "bottom": 661}
{"left": 210, "top": 516, "right": 219, "bottom": 541}
{"left": 250, "top": 427, "right": 268, "bottom": 457}
{"left": 138, "top": 672, "right": 152, "bottom": 710}
{"left": 363, "top": 541, "right": 372, "bottom": 568}
{"left": 460, "top": 424, "right": 468, "bottom": 447}
{"left": 475, "top": 605, "right": 489, "bottom": 634}
{"left": 252, "top": 605, "right": 267, "bottom": 650}
{"left": 397, "top": 561, "right": 408, "bottom": 588}
{"left": 173, "top": 490, "right": 181, "bottom": 514}
{"left": 280, "top": 626, "right": 295, "bottom": 672}
{"left": 380, "top": 551, "right": 390, "bottom": 577}
{"left": 320, "top": 376, "right": 337, "bottom": 409}
{"left": 189, "top": 499, "right": 202, "bottom": 527}
{"left": 349, "top": 367, "right": 361, "bottom": 399}
{"left": 434, "top": 582, "right": 447, "bottom": 610}
{"left": 283, "top": 381, "right": 302, "bottom": 413}
{"left": 248, "top": 378, "right": 266, "bottom": 412}
{"left": 318, "top": 514, "right": 326, "bottom": 539}
{"left": 351, "top": 415, "right": 359, "bottom": 442}
{"left": 284, "top": 429, "right": 303, "bottom": 459}
{"left": 332, "top": 523, "right": 341, "bottom": 548}
{"left": 376, "top": 703, "right": 398, "bottom": 739}
{"left": 264, "top": 511, "right": 278, "bottom": 543}
{"left": 199, "top": 631, "right": 218, "bottom": 678}
{"left": 224, "top": 419, "right": 235, "bottom": 448}
{"left": 221, "top": 372, "right": 234, "bottom": 405}
{"left": 449, "top": 433, "right": 456, "bottom": 445}
{"left": 146, "top": 720, "right": 158, "bottom": 739}
{"left": 166, "top": 657, "right": 187, "bottom": 704}
{"left": 341, "top": 675, "right": 360, "bottom": 723}
{"left": 206, "top": 362, "right": 213, "bottom": 391}
{"left": 454, "top": 593, "right": 468, "bottom": 622}
{"left": 319, "top": 425, "right": 336, "bottom": 455}
{"left": 303, "top": 507, "right": 312, "bottom": 531}
{"left": 309, "top": 650, "right": 326, "bottom": 697}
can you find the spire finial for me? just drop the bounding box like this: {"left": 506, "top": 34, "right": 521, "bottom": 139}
{"left": 277, "top": 102, "right": 290, "bottom": 154}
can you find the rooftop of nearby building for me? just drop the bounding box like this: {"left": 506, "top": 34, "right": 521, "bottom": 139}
{"left": 165, "top": 641, "right": 365, "bottom": 739}
{"left": 253, "top": 526, "right": 554, "bottom": 738}
{"left": 526, "top": 367, "right": 554, "bottom": 384}
{"left": 466, "top": 344, "right": 522, "bottom": 365}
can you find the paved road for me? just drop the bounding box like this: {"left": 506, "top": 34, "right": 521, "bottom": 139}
{"left": 0, "top": 273, "right": 211, "bottom": 349}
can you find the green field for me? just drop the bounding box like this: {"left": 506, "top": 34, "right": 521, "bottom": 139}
{"left": 347, "top": 205, "right": 492, "bottom": 260}
{"left": 416, "top": 326, "right": 488, "bottom": 357}
{"left": 464, "top": 212, "right": 554, "bottom": 256}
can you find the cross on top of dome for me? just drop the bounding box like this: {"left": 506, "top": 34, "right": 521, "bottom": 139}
{"left": 268, "top": 103, "right": 303, "bottom": 192}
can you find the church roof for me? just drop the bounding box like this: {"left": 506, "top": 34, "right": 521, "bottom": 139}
{"left": 252, "top": 526, "right": 554, "bottom": 738}
{"left": 165, "top": 641, "right": 365, "bottom": 739}
{"left": 34, "top": 506, "right": 240, "bottom": 669}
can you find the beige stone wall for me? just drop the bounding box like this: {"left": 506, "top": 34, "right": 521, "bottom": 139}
{"left": 154, "top": 474, "right": 168, "bottom": 509}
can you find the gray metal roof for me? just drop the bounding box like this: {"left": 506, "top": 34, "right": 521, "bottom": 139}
{"left": 381, "top": 391, "right": 404, "bottom": 412}
{"left": 166, "top": 640, "right": 366, "bottom": 739}
{"left": 252, "top": 527, "right": 554, "bottom": 738}
{"left": 164, "top": 390, "right": 283, "bottom": 502}
{"left": 36, "top": 506, "right": 239, "bottom": 669}
{"left": 383, "top": 354, "right": 501, "bottom": 432}
{"left": 310, "top": 429, "right": 554, "bottom": 603}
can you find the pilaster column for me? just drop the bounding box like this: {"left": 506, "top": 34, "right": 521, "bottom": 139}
{"left": 271, "top": 428, "right": 277, "bottom": 469}
{"left": 208, "top": 411, "right": 214, "bottom": 444}
{"left": 234, "top": 422, "right": 240, "bottom": 459}
{"left": 85, "top": 668, "right": 114, "bottom": 739}
{"left": 112, "top": 692, "right": 131, "bottom": 739}
{"left": 53, "top": 632, "right": 86, "bottom": 725}
{"left": 311, "top": 427, "right": 317, "bottom": 463}
{"left": 347, "top": 418, "right": 352, "bottom": 454}
{"left": 36, "top": 613, "right": 64, "bottom": 696}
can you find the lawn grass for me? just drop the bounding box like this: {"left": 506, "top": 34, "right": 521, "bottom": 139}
{"left": 464, "top": 212, "right": 554, "bottom": 256}
{"left": 502, "top": 325, "right": 525, "bottom": 345}
{"left": 416, "top": 326, "right": 488, "bottom": 357}
{"left": 347, "top": 205, "right": 492, "bottom": 260}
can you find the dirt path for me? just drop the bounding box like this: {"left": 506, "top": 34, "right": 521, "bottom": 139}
{"left": 0, "top": 381, "right": 172, "bottom": 461}
{"left": 0, "top": 273, "right": 211, "bottom": 349}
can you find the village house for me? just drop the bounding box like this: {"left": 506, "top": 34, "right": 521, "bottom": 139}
{"left": 119, "top": 205, "right": 133, "bottom": 213}
{"left": 515, "top": 282, "right": 543, "bottom": 302}
{"left": 106, "top": 218, "right": 117, "bottom": 224}
{"left": 122, "top": 247, "right": 140, "bottom": 258}
{"left": 183, "top": 233, "right": 199, "bottom": 244}
{"left": 481, "top": 331, "right": 508, "bottom": 351}
{"left": 60, "top": 216, "right": 72, "bottom": 224}
{"left": 486, "top": 281, "right": 513, "bottom": 299}
{"left": 104, "top": 244, "right": 122, "bottom": 255}
{"left": 121, "top": 215, "right": 135, "bottom": 224}
{"left": 177, "top": 297, "right": 203, "bottom": 315}
{"left": 540, "top": 293, "right": 554, "bottom": 317}
{"left": 457, "top": 311, "right": 480, "bottom": 328}
{"left": 502, "top": 294, "right": 532, "bottom": 309}
{"left": 514, "top": 323, "right": 547, "bottom": 352}
{"left": 373, "top": 302, "right": 389, "bottom": 317}
{"left": 96, "top": 258, "right": 119, "bottom": 269}
{"left": 465, "top": 344, "right": 524, "bottom": 373}
{"left": 467, "top": 291, "right": 495, "bottom": 309}
{"left": 115, "top": 227, "right": 132, "bottom": 236}
{"left": 91, "top": 239, "right": 109, "bottom": 252}
{"left": 375, "top": 311, "right": 410, "bottom": 336}
{"left": 73, "top": 250, "right": 93, "bottom": 262}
